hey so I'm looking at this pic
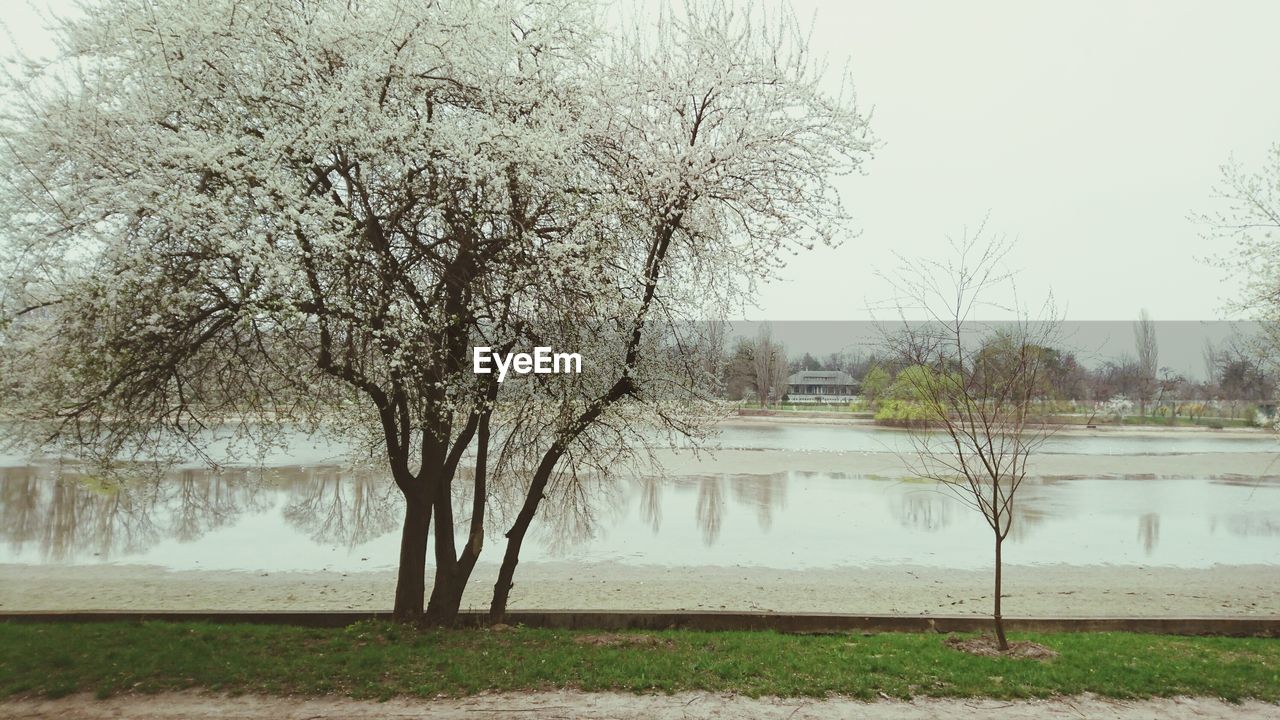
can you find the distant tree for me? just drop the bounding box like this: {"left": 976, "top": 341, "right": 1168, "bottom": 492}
{"left": 724, "top": 339, "right": 758, "bottom": 401}
{"left": 1134, "top": 310, "right": 1159, "bottom": 417}
{"left": 699, "top": 321, "right": 729, "bottom": 384}
{"left": 889, "top": 365, "right": 947, "bottom": 402}
{"left": 1211, "top": 340, "right": 1275, "bottom": 415}
{"left": 797, "top": 352, "right": 822, "bottom": 372}
{"left": 1039, "top": 347, "right": 1087, "bottom": 402}
{"left": 823, "top": 352, "right": 850, "bottom": 373}
{"left": 845, "top": 350, "right": 895, "bottom": 380}
{"left": 1154, "top": 367, "right": 1185, "bottom": 413}
{"left": 1089, "top": 356, "right": 1144, "bottom": 403}
{"left": 971, "top": 337, "right": 1060, "bottom": 403}
{"left": 749, "top": 325, "right": 790, "bottom": 408}
{"left": 860, "top": 366, "right": 891, "bottom": 406}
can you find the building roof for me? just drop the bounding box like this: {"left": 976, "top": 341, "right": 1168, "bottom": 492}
{"left": 787, "top": 370, "right": 856, "bottom": 386}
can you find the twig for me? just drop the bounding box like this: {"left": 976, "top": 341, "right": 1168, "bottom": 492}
{"left": 785, "top": 701, "right": 810, "bottom": 720}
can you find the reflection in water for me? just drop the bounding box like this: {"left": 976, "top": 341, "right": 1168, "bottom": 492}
{"left": 0, "top": 464, "right": 398, "bottom": 562}
{"left": 638, "top": 473, "right": 789, "bottom": 547}
{"left": 1212, "top": 514, "right": 1280, "bottom": 538}
{"left": 897, "top": 489, "right": 954, "bottom": 532}
{"left": 280, "top": 468, "right": 398, "bottom": 546}
{"left": 639, "top": 476, "right": 662, "bottom": 532}
{"left": 1139, "top": 513, "right": 1160, "bottom": 555}
{"left": 528, "top": 468, "right": 629, "bottom": 557}
{"left": 1004, "top": 502, "right": 1048, "bottom": 544}
{"left": 0, "top": 465, "right": 267, "bottom": 562}
{"left": 732, "top": 475, "right": 788, "bottom": 531}
{"left": 3, "top": 465, "right": 1280, "bottom": 571}
{"left": 695, "top": 476, "right": 724, "bottom": 546}
{"left": 895, "top": 484, "right": 1047, "bottom": 543}
{"left": 170, "top": 469, "right": 263, "bottom": 542}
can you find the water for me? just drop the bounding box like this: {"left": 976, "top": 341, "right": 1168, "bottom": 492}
{"left": 2, "top": 462, "right": 1277, "bottom": 573}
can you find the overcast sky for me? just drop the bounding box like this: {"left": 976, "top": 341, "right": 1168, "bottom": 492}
{"left": 4, "top": 1, "right": 1278, "bottom": 323}
{"left": 766, "top": 0, "right": 1280, "bottom": 322}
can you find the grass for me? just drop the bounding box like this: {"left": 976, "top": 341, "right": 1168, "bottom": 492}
{"left": 0, "top": 622, "right": 1278, "bottom": 702}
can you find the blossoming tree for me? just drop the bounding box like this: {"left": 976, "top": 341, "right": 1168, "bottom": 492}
{"left": 0, "top": 0, "right": 873, "bottom": 623}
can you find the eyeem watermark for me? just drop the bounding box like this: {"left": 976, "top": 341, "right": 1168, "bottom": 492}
{"left": 473, "top": 346, "right": 582, "bottom": 382}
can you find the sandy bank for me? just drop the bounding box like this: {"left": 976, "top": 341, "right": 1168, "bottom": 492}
{"left": 4, "top": 561, "right": 1278, "bottom": 617}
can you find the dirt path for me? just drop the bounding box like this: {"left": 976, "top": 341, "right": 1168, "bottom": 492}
{"left": 2, "top": 691, "right": 1275, "bottom": 719}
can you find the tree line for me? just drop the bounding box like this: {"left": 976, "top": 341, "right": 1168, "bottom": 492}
{"left": 720, "top": 323, "right": 1277, "bottom": 419}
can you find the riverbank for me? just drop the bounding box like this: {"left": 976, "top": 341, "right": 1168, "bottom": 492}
{"left": 4, "top": 562, "right": 1278, "bottom": 616}
{"left": 724, "top": 414, "right": 1269, "bottom": 436}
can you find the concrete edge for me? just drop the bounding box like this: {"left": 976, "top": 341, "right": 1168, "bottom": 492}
{"left": 2, "top": 610, "right": 1278, "bottom": 637}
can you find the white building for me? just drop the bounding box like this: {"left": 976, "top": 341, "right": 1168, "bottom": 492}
{"left": 785, "top": 370, "right": 858, "bottom": 403}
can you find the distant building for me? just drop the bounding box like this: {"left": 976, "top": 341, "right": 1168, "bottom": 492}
{"left": 785, "top": 370, "right": 858, "bottom": 403}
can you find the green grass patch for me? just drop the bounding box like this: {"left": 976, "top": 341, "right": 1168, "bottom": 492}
{"left": 1, "top": 622, "right": 1278, "bottom": 701}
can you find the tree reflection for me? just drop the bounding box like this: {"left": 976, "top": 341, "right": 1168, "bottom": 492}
{"left": 1138, "top": 512, "right": 1160, "bottom": 555}
{"left": 695, "top": 475, "right": 724, "bottom": 545}
{"left": 0, "top": 462, "right": 426, "bottom": 562}
{"left": 0, "top": 464, "right": 265, "bottom": 562}
{"left": 730, "top": 474, "right": 787, "bottom": 531}
{"left": 278, "top": 466, "right": 399, "bottom": 546}
{"left": 528, "top": 468, "right": 628, "bottom": 557}
{"left": 998, "top": 502, "right": 1047, "bottom": 543}
{"left": 897, "top": 489, "right": 954, "bottom": 531}
{"left": 169, "top": 468, "right": 264, "bottom": 542}
{"left": 638, "top": 475, "right": 662, "bottom": 532}
{"left": 896, "top": 479, "right": 1049, "bottom": 543}
{"left": 690, "top": 473, "right": 787, "bottom": 546}
{"left": 1217, "top": 513, "right": 1280, "bottom": 537}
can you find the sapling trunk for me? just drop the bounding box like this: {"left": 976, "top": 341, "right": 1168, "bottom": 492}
{"left": 994, "top": 534, "right": 1008, "bottom": 651}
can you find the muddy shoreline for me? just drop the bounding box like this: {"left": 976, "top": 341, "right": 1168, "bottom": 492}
{"left": 4, "top": 561, "right": 1278, "bottom": 617}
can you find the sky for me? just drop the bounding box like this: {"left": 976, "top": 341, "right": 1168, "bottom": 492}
{"left": 3, "top": 0, "right": 1279, "bottom": 325}
{"left": 761, "top": 0, "right": 1280, "bottom": 323}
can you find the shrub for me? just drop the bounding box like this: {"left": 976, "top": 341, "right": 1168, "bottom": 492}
{"left": 1100, "top": 395, "right": 1133, "bottom": 422}
{"left": 874, "top": 399, "right": 939, "bottom": 426}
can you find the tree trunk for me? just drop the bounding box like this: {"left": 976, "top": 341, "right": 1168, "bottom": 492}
{"left": 488, "top": 380, "right": 634, "bottom": 622}
{"left": 993, "top": 534, "right": 1008, "bottom": 651}
{"left": 392, "top": 495, "right": 431, "bottom": 623}
{"left": 424, "top": 411, "right": 492, "bottom": 626}
{"left": 490, "top": 495, "right": 538, "bottom": 622}
{"left": 490, "top": 453, "right": 561, "bottom": 621}
{"left": 426, "top": 567, "right": 465, "bottom": 624}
